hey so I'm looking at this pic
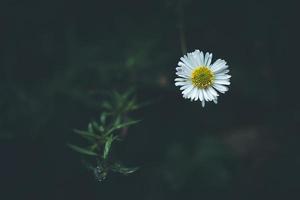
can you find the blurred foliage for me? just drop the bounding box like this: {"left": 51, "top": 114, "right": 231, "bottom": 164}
{"left": 69, "top": 90, "right": 142, "bottom": 181}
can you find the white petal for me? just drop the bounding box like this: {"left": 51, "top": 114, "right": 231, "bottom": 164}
{"left": 194, "top": 89, "right": 199, "bottom": 101}
{"left": 177, "top": 61, "right": 186, "bottom": 68}
{"left": 191, "top": 87, "right": 198, "bottom": 101}
{"left": 187, "top": 53, "right": 198, "bottom": 67}
{"left": 176, "top": 69, "right": 189, "bottom": 76}
{"left": 201, "top": 100, "right": 205, "bottom": 107}
{"left": 192, "top": 54, "right": 200, "bottom": 66}
{"left": 199, "top": 51, "right": 204, "bottom": 66}
{"left": 213, "top": 84, "right": 228, "bottom": 93}
{"left": 214, "top": 65, "right": 228, "bottom": 73}
{"left": 193, "top": 50, "right": 202, "bottom": 66}
{"left": 204, "top": 52, "right": 210, "bottom": 66}
{"left": 211, "top": 59, "right": 227, "bottom": 72}
{"left": 214, "top": 80, "right": 230, "bottom": 85}
{"left": 175, "top": 81, "right": 188, "bottom": 86}
{"left": 215, "top": 74, "right": 231, "bottom": 80}
{"left": 180, "top": 84, "right": 191, "bottom": 90}
{"left": 205, "top": 89, "right": 214, "bottom": 101}
{"left": 184, "top": 87, "right": 194, "bottom": 100}
{"left": 178, "top": 62, "right": 192, "bottom": 73}
{"left": 198, "top": 89, "right": 204, "bottom": 101}
{"left": 176, "top": 67, "right": 188, "bottom": 73}
{"left": 210, "top": 59, "right": 223, "bottom": 69}
{"left": 180, "top": 57, "right": 193, "bottom": 70}
{"left": 175, "top": 78, "right": 187, "bottom": 82}
{"left": 207, "top": 53, "right": 213, "bottom": 66}
{"left": 208, "top": 87, "right": 219, "bottom": 97}
{"left": 182, "top": 86, "right": 194, "bottom": 95}
{"left": 202, "top": 89, "right": 209, "bottom": 101}
{"left": 216, "top": 69, "right": 230, "bottom": 75}
{"left": 213, "top": 98, "right": 218, "bottom": 104}
{"left": 176, "top": 72, "right": 189, "bottom": 78}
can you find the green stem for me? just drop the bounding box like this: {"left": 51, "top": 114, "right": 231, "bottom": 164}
{"left": 178, "top": 0, "right": 187, "bottom": 54}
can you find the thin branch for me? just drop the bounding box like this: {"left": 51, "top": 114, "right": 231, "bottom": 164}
{"left": 177, "top": 0, "right": 187, "bottom": 55}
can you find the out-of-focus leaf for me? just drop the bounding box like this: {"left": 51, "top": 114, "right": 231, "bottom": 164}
{"left": 92, "top": 121, "right": 99, "bottom": 128}
{"left": 90, "top": 143, "right": 98, "bottom": 151}
{"left": 100, "top": 112, "right": 107, "bottom": 124}
{"left": 68, "top": 144, "right": 97, "bottom": 156}
{"left": 113, "top": 91, "right": 122, "bottom": 102}
{"left": 134, "top": 99, "right": 154, "bottom": 110}
{"left": 113, "top": 115, "right": 121, "bottom": 126}
{"left": 102, "top": 101, "right": 112, "bottom": 110}
{"left": 122, "top": 89, "right": 133, "bottom": 101}
{"left": 88, "top": 123, "right": 94, "bottom": 133}
{"left": 99, "top": 125, "right": 105, "bottom": 132}
{"left": 111, "top": 163, "right": 139, "bottom": 175}
{"left": 106, "top": 120, "right": 140, "bottom": 135}
{"left": 103, "top": 135, "right": 114, "bottom": 159}
{"left": 125, "top": 97, "right": 137, "bottom": 111}
{"left": 114, "top": 120, "right": 140, "bottom": 129}
{"left": 74, "top": 129, "right": 100, "bottom": 140}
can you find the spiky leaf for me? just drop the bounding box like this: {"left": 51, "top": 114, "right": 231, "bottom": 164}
{"left": 68, "top": 144, "right": 97, "bottom": 156}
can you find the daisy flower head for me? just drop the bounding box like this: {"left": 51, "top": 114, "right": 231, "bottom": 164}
{"left": 175, "top": 50, "right": 231, "bottom": 107}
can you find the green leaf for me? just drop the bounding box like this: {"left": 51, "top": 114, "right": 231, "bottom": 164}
{"left": 113, "top": 91, "right": 122, "bottom": 101}
{"left": 74, "top": 129, "right": 100, "bottom": 140}
{"left": 114, "top": 120, "right": 140, "bottom": 129}
{"left": 99, "top": 125, "right": 105, "bottom": 132}
{"left": 88, "top": 123, "right": 94, "bottom": 133}
{"left": 102, "top": 101, "right": 112, "bottom": 110}
{"left": 92, "top": 121, "right": 99, "bottom": 130}
{"left": 106, "top": 120, "right": 140, "bottom": 135}
{"left": 113, "top": 115, "right": 121, "bottom": 126}
{"left": 103, "top": 135, "right": 115, "bottom": 159}
{"left": 100, "top": 112, "right": 107, "bottom": 124}
{"left": 111, "top": 163, "right": 139, "bottom": 175}
{"left": 125, "top": 97, "right": 137, "bottom": 111}
{"left": 67, "top": 144, "right": 97, "bottom": 156}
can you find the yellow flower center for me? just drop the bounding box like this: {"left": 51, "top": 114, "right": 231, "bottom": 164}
{"left": 191, "top": 66, "right": 214, "bottom": 89}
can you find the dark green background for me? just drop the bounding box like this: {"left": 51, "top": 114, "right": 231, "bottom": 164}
{"left": 1, "top": 0, "right": 299, "bottom": 199}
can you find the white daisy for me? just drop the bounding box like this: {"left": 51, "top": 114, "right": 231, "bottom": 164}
{"left": 175, "top": 50, "right": 231, "bottom": 107}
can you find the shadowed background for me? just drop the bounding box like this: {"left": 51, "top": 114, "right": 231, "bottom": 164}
{"left": 1, "top": 0, "right": 299, "bottom": 199}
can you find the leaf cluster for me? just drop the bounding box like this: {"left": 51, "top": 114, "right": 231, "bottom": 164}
{"left": 68, "top": 90, "right": 142, "bottom": 181}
